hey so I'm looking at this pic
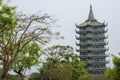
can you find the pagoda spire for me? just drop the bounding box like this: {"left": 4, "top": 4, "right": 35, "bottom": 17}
{"left": 88, "top": 5, "right": 95, "bottom": 21}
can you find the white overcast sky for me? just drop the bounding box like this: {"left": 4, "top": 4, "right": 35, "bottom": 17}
{"left": 12, "top": 0, "right": 120, "bottom": 54}
{"left": 10, "top": 0, "right": 120, "bottom": 70}
{"left": 10, "top": 0, "right": 120, "bottom": 55}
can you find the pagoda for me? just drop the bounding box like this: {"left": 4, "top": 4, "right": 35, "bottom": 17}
{"left": 75, "top": 5, "right": 108, "bottom": 76}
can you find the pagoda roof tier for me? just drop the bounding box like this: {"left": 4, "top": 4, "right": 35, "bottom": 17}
{"left": 87, "top": 63, "right": 107, "bottom": 66}
{"left": 82, "top": 60, "right": 109, "bottom": 64}
{"left": 76, "top": 20, "right": 105, "bottom": 27}
{"left": 81, "top": 62, "right": 109, "bottom": 66}
{"left": 76, "top": 41, "right": 108, "bottom": 46}
{"left": 76, "top": 48, "right": 108, "bottom": 52}
{"left": 76, "top": 49, "right": 107, "bottom": 52}
{"left": 86, "top": 67, "right": 107, "bottom": 71}
{"left": 75, "top": 29, "right": 108, "bottom": 34}
{"left": 79, "top": 54, "right": 108, "bottom": 58}
{"left": 76, "top": 35, "right": 108, "bottom": 40}
{"left": 76, "top": 49, "right": 87, "bottom": 52}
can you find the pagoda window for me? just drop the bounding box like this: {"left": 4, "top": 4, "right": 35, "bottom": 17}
{"left": 81, "top": 27, "right": 86, "bottom": 30}
{"left": 94, "top": 53, "right": 98, "bottom": 55}
{"left": 101, "top": 71, "right": 104, "bottom": 74}
{"left": 101, "top": 64, "right": 105, "bottom": 67}
{"left": 94, "top": 33, "right": 97, "bottom": 35}
{"left": 99, "top": 58, "right": 104, "bottom": 61}
{"left": 82, "top": 33, "right": 86, "bottom": 36}
{"left": 93, "top": 27, "right": 98, "bottom": 29}
{"left": 95, "top": 65, "right": 99, "bottom": 68}
{"left": 95, "top": 71, "right": 100, "bottom": 75}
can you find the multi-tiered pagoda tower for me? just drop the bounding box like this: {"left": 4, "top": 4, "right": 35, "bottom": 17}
{"left": 75, "top": 5, "right": 108, "bottom": 76}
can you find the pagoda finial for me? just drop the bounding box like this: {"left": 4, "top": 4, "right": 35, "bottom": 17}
{"left": 88, "top": 5, "right": 95, "bottom": 21}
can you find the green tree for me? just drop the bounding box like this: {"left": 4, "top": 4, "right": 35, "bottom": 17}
{"left": 105, "top": 68, "right": 116, "bottom": 80}
{"left": 105, "top": 53, "right": 120, "bottom": 80}
{"left": 39, "top": 45, "right": 74, "bottom": 80}
{"left": 0, "top": 1, "right": 17, "bottom": 80}
{"left": 7, "top": 74, "right": 19, "bottom": 80}
{"left": 12, "top": 42, "right": 42, "bottom": 80}
{"left": 39, "top": 45, "right": 88, "bottom": 80}
{"left": 28, "top": 73, "right": 40, "bottom": 80}
{"left": 0, "top": 1, "right": 58, "bottom": 80}
{"left": 78, "top": 73, "right": 94, "bottom": 80}
{"left": 70, "top": 56, "right": 88, "bottom": 80}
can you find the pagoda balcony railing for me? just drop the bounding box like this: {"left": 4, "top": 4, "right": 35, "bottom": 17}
{"left": 76, "top": 49, "right": 88, "bottom": 52}
{"left": 82, "top": 60, "right": 109, "bottom": 64}
{"left": 76, "top": 49, "right": 90, "bottom": 52}
{"left": 88, "top": 41, "right": 108, "bottom": 45}
{"left": 76, "top": 30, "right": 107, "bottom": 34}
{"left": 76, "top": 47, "right": 109, "bottom": 52}
{"left": 87, "top": 47, "right": 106, "bottom": 51}
{"left": 85, "top": 67, "right": 107, "bottom": 71}
{"left": 83, "top": 62, "right": 109, "bottom": 65}
{"left": 80, "top": 47, "right": 107, "bottom": 51}
{"left": 78, "top": 28, "right": 108, "bottom": 33}
{"left": 77, "top": 48, "right": 108, "bottom": 52}
{"left": 76, "top": 41, "right": 108, "bottom": 46}
{"left": 80, "top": 54, "right": 107, "bottom": 58}
{"left": 76, "top": 35, "right": 108, "bottom": 40}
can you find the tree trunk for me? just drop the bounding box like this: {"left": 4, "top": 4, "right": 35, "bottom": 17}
{"left": 13, "top": 70, "right": 25, "bottom": 80}
{"left": 1, "top": 73, "right": 7, "bottom": 80}
{"left": 19, "top": 74, "right": 25, "bottom": 80}
{"left": 1, "top": 63, "right": 10, "bottom": 80}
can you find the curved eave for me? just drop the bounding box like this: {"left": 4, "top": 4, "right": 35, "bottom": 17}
{"left": 104, "top": 29, "right": 108, "bottom": 33}
{"left": 106, "top": 53, "right": 110, "bottom": 57}
{"left": 76, "top": 42, "right": 80, "bottom": 46}
{"left": 75, "top": 35, "right": 80, "bottom": 40}
{"left": 75, "top": 29, "right": 80, "bottom": 34}
{"left": 75, "top": 23, "right": 81, "bottom": 28}
{"left": 103, "top": 21, "right": 108, "bottom": 27}
{"left": 105, "top": 35, "right": 109, "bottom": 39}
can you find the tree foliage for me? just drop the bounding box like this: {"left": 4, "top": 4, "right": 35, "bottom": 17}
{"left": 39, "top": 45, "right": 89, "bottom": 80}
{"left": 28, "top": 73, "right": 40, "bottom": 80}
{"left": 12, "top": 42, "right": 42, "bottom": 80}
{"left": 105, "top": 53, "right": 120, "bottom": 80}
{"left": 39, "top": 45, "right": 74, "bottom": 80}
{"left": 78, "top": 74, "right": 94, "bottom": 80}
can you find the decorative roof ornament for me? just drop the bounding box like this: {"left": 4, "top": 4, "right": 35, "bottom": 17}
{"left": 88, "top": 5, "right": 96, "bottom": 21}
{"left": 76, "top": 5, "right": 105, "bottom": 27}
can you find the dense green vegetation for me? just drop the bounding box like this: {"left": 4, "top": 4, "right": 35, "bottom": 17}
{"left": 105, "top": 53, "right": 120, "bottom": 80}
{"left": 38, "top": 45, "right": 93, "bottom": 80}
